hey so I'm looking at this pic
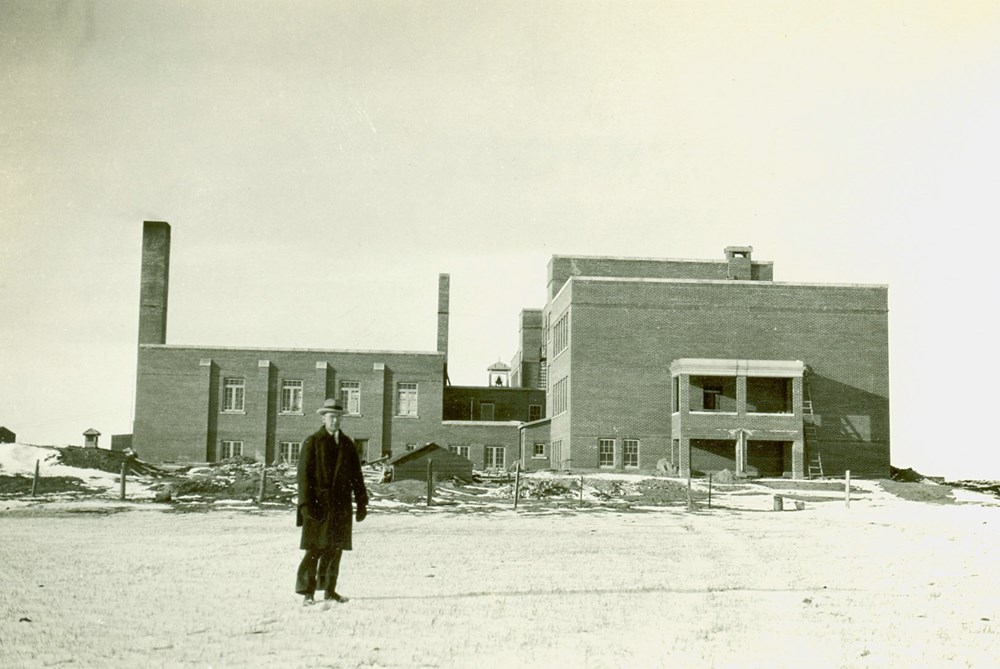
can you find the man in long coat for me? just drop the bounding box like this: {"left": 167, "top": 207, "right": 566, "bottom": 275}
{"left": 295, "top": 398, "right": 368, "bottom": 605}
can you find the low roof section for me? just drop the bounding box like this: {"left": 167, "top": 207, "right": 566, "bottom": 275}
{"left": 388, "top": 442, "right": 474, "bottom": 482}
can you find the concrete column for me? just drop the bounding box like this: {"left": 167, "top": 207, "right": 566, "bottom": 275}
{"left": 736, "top": 375, "right": 747, "bottom": 416}
{"left": 735, "top": 431, "right": 748, "bottom": 476}
{"left": 679, "top": 374, "right": 690, "bottom": 415}
{"left": 792, "top": 439, "right": 805, "bottom": 479}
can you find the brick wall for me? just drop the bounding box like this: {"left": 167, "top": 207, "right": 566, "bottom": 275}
{"left": 437, "top": 422, "right": 524, "bottom": 469}
{"left": 443, "top": 386, "right": 545, "bottom": 422}
{"left": 564, "top": 278, "right": 889, "bottom": 476}
{"left": 547, "top": 255, "right": 773, "bottom": 300}
{"left": 134, "top": 346, "right": 446, "bottom": 463}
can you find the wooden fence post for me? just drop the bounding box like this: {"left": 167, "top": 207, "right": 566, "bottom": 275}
{"left": 708, "top": 473, "right": 712, "bottom": 509}
{"left": 257, "top": 462, "right": 266, "bottom": 504}
{"left": 579, "top": 475, "right": 584, "bottom": 506}
{"left": 513, "top": 461, "right": 521, "bottom": 509}
{"left": 845, "top": 469, "right": 851, "bottom": 508}
{"left": 31, "top": 459, "right": 40, "bottom": 497}
{"left": 426, "top": 459, "right": 434, "bottom": 506}
{"left": 119, "top": 462, "right": 127, "bottom": 500}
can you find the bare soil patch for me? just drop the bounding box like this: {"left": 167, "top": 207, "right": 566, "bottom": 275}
{"left": 879, "top": 479, "right": 958, "bottom": 504}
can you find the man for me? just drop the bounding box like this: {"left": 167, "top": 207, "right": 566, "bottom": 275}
{"left": 295, "top": 398, "right": 369, "bottom": 605}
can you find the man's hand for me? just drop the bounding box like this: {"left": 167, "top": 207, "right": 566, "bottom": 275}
{"left": 356, "top": 505, "right": 368, "bottom": 522}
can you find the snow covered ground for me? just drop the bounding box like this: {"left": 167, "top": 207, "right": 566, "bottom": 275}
{"left": 2, "top": 444, "right": 999, "bottom": 668}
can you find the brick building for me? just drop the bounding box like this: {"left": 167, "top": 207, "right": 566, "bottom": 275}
{"left": 511, "top": 248, "right": 890, "bottom": 478}
{"left": 131, "top": 223, "right": 889, "bottom": 478}
{"left": 132, "top": 222, "right": 539, "bottom": 468}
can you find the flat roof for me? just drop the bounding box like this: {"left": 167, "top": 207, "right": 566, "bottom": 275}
{"left": 551, "top": 253, "right": 773, "bottom": 265}
{"left": 139, "top": 344, "right": 444, "bottom": 356}
{"left": 571, "top": 276, "right": 888, "bottom": 290}
{"left": 670, "top": 358, "right": 805, "bottom": 377}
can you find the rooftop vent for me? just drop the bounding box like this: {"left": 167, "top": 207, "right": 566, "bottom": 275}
{"left": 724, "top": 246, "right": 753, "bottom": 280}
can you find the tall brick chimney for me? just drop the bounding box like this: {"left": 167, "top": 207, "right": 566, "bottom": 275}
{"left": 138, "top": 221, "right": 171, "bottom": 345}
{"left": 437, "top": 273, "right": 450, "bottom": 357}
{"left": 725, "top": 245, "right": 752, "bottom": 280}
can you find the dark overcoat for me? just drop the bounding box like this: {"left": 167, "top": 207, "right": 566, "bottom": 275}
{"left": 296, "top": 427, "right": 369, "bottom": 551}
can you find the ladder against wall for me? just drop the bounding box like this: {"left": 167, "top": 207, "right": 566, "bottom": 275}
{"left": 803, "top": 399, "right": 824, "bottom": 478}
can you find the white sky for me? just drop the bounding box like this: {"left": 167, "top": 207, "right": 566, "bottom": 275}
{"left": 2, "top": 1, "right": 999, "bottom": 479}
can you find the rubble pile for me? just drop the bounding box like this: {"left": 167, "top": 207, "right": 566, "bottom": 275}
{"left": 494, "top": 478, "right": 575, "bottom": 500}
{"left": 152, "top": 458, "right": 298, "bottom": 504}
{"left": 950, "top": 480, "right": 1000, "bottom": 499}
{"left": 56, "top": 446, "right": 162, "bottom": 476}
{"left": 890, "top": 466, "right": 928, "bottom": 483}
{"left": 368, "top": 480, "right": 429, "bottom": 503}
{"left": 0, "top": 475, "right": 95, "bottom": 496}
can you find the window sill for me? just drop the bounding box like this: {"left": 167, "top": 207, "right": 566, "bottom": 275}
{"left": 532, "top": 455, "right": 547, "bottom": 460}
{"left": 395, "top": 414, "right": 419, "bottom": 419}
{"left": 221, "top": 411, "right": 246, "bottom": 415}
{"left": 279, "top": 412, "right": 304, "bottom": 416}
{"left": 689, "top": 411, "right": 738, "bottom": 416}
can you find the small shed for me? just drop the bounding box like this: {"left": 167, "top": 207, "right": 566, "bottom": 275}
{"left": 388, "top": 443, "right": 474, "bottom": 483}
{"left": 83, "top": 428, "right": 101, "bottom": 448}
{"left": 0, "top": 427, "right": 15, "bottom": 444}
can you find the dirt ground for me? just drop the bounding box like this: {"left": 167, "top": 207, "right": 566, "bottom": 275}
{"left": 2, "top": 488, "right": 999, "bottom": 668}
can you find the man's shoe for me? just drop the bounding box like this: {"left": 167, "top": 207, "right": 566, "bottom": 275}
{"left": 324, "top": 592, "right": 349, "bottom": 603}
{"left": 302, "top": 594, "right": 316, "bottom": 606}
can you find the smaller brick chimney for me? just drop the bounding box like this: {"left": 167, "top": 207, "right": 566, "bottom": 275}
{"left": 724, "top": 246, "right": 753, "bottom": 280}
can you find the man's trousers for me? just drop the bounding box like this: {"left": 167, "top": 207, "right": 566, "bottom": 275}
{"left": 295, "top": 548, "right": 343, "bottom": 596}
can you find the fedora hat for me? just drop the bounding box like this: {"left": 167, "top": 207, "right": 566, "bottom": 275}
{"left": 316, "top": 399, "right": 345, "bottom": 415}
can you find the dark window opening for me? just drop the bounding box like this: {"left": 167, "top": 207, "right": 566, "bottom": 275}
{"left": 704, "top": 386, "right": 723, "bottom": 411}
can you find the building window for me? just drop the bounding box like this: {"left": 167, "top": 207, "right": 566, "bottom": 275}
{"left": 533, "top": 443, "right": 545, "bottom": 459}
{"left": 279, "top": 441, "right": 301, "bottom": 464}
{"left": 539, "top": 361, "right": 548, "bottom": 391}
{"left": 624, "top": 439, "right": 639, "bottom": 468}
{"left": 222, "top": 378, "right": 245, "bottom": 413}
{"left": 553, "top": 377, "right": 568, "bottom": 415}
{"left": 528, "top": 404, "right": 542, "bottom": 422}
{"left": 280, "top": 380, "right": 303, "bottom": 414}
{"left": 480, "top": 403, "right": 495, "bottom": 421}
{"left": 704, "top": 386, "right": 723, "bottom": 411}
{"left": 220, "top": 440, "right": 243, "bottom": 459}
{"left": 405, "top": 443, "right": 416, "bottom": 452}
{"left": 340, "top": 381, "right": 361, "bottom": 415}
{"left": 449, "top": 445, "right": 471, "bottom": 459}
{"left": 554, "top": 312, "right": 569, "bottom": 354}
{"left": 485, "top": 446, "right": 506, "bottom": 469}
{"left": 599, "top": 439, "right": 615, "bottom": 468}
{"left": 396, "top": 383, "right": 418, "bottom": 416}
